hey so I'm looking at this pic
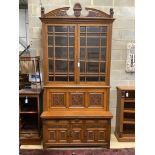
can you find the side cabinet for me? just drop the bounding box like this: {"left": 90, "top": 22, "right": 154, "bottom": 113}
{"left": 115, "top": 86, "right": 135, "bottom": 142}
{"left": 19, "top": 89, "right": 42, "bottom": 144}
{"left": 42, "top": 111, "right": 112, "bottom": 148}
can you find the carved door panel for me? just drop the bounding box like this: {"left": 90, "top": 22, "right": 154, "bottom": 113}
{"left": 96, "top": 129, "right": 107, "bottom": 143}
{"left": 48, "top": 92, "right": 67, "bottom": 108}
{"left": 69, "top": 92, "right": 85, "bottom": 108}
{"left": 70, "top": 129, "right": 83, "bottom": 143}
{"left": 56, "top": 120, "right": 69, "bottom": 143}
{"left": 70, "top": 122, "right": 83, "bottom": 143}
{"left": 43, "top": 121, "right": 57, "bottom": 143}
{"left": 47, "top": 129, "right": 57, "bottom": 143}
{"left": 88, "top": 91, "right": 107, "bottom": 110}
{"left": 57, "top": 130, "right": 68, "bottom": 143}
{"left": 84, "top": 129, "right": 96, "bottom": 143}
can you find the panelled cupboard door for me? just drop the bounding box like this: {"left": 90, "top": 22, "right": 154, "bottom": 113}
{"left": 45, "top": 24, "right": 110, "bottom": 85}
{"left": 44, "top": 120, "right": 69, "bottom": 144}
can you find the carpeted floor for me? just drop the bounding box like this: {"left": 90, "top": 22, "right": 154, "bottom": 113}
{"left": 20, "top": 148, "right": 135, "bottom": 155}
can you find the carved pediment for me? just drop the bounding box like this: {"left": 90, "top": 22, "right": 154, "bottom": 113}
{"left": 42, "top": 7, "right": 70, "bottom": 18}
{"left": 41, "top": 3, "right": 114, "bottom": 19}
{"left": 86, "top": 8, "right": 113, "bottom": 18}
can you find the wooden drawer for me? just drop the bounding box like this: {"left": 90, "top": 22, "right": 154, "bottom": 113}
{"left": 70, "top": 119, "right": 83, "bottom": 124}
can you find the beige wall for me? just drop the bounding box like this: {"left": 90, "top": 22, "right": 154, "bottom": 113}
{"left": 28, "top": 0, "right": 135, "bottom": 128}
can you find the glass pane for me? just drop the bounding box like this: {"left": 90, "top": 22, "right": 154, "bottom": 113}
{"left": 48, "top": 47, "right": 53, "bottom": 58}
{"left": 101, "top": 48, "right": 106, "bottom": 61}
{"left": 100, "top": 62, "right": 106, "bottom": 73}
{"left": 55, "top": 76, "right": 68, "bottom": 81}
{"left": 49, "top": 76, "right": 54, "bottom": 81}
{"left": 87, "top": 62, "right": 99, "bottom": 73}
{"left": 101, "top": 26, "right": 107, "bottom": 33}
{"left": 55, "top": 26, "right": 68, "bottom": 32}
{"left": 55, "top": 36, "right": 67, "bottom": 46}
{"left": 80, "top": 62, "right": 85, "bottom": 73}
{"left": 69, "top": 47, "right": 74, "bottom": 59}
{"left": 69, "top": 61, "right": 74, "bottom": 72}
{"left": 69, "top": 26, "right": 75, "bottom": 32}
{"left": 48, "top": 26, "right": 53, "bottom": 32}
{"left": 48, "top": 60, "right": 53, "bottom": 72}
{"left": 80, "top": 76, "right": 85, "bottom": 81}
{"left": 80, "top": 33, "right": 86, "bottom": 36}
{"left": 87, "top": 48, "right": 99, "bottom": 60}
{"left": 55, "top": 60, "right": 67, "bottom": 72}
{"left": 69, "top": 37, "right": 74, "bottom": 46}
{"left": 80, "top": 26, "right": 86, "bottom": 32}
{"left": 101, "top": 33, "right": 107, "bottom": 37}
{"left": 69, "top": 33, "right": 74, "bottom": 36}
{"left": 87, "top": 26, "right": 100, "bottom": 32}
{"left": 48, "top": 36, "right": 53, "bottom": 46}
{"left": 100, "top": 76, "right": 105, "bottom": 81}
{"left": 69, "top": 76, "right": 74, "bottom": 81}
{"left": 80, "top": 48, "right": 85, "bottom": 60}
{"left": 87, "top": 38, "right": 100, "bottom": 46}
{"left": 55, "top": 47, "right": 67, "bottom": 59}
{"left": 101, "top": 37, "right": 106, "bottom": 46}
{"left": 80, "top": 37, "right": 86, "bottom": 46}
{"left": 86, "top": 76, "right": 99, "bottom": 81}
{"left": 87, "top": 33, "right": 100, "bottom": 37}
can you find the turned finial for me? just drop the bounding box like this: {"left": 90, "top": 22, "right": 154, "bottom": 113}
{"left": 41, "top": 6, "right": 45, "bottom": 17}
{"left": 110, "top": 8, "right": 114, "bottom": 17}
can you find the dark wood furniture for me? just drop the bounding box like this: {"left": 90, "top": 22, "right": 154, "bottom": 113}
{"left": 115, "top": 86, "right": 135, "bottom": 142}
{"left": 19, "top": 89, "right": 42, "bottom": 144}
{"left": 40, "top": 3, "right": 115, "bottom": 148}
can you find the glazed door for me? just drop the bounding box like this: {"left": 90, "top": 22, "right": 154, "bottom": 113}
{"left": 47, "top": 24, "right": 77, "bottom": 83}
{"left": 78, "top": 25, "right": 108, "bottom": 84}
{"left": 46, "top": 24, "right": 109, "bottom": 84}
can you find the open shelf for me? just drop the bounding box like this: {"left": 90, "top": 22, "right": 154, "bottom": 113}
{"left": 115, "top": 86, "right": 135, "bottom": 142}
{"left": 19, "top": 89, "right": 42, "bottom": 145}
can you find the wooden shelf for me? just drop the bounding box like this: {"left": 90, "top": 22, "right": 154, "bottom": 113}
{"left": 20, "top": 111, "right": 38, "bottom": 114}
{"left": 123, "top": 109, "right": 135, "bottom": 113}
{"left": 123, "top": 120, "right": 135, "bottom": 124}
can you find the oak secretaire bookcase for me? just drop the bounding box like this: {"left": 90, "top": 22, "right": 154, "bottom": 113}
{"left": 40, "top": 3, "right": 115, "bottom": 148}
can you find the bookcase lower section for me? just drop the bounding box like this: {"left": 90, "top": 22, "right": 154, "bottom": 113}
{"left": 41, "top": 111, "right": 112, "bottom": 148}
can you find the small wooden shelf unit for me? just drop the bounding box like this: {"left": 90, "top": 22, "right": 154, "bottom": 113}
{"left": 115, "top": 86, "right": 135, "bottom": 142}
{"left": 19, "top": 88, "right": 42, "bottom": 144}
